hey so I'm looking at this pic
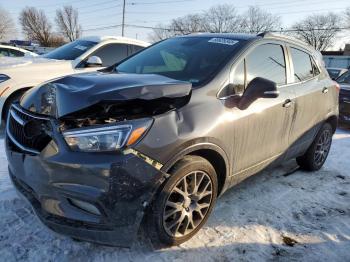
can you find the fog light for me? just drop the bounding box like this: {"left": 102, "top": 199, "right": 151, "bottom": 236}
{"left": 69, "top": 198, "right": 101, "bottom": 216}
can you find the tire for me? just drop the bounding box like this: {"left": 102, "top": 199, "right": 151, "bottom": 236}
{"left": 296, "top": 123, "right": 333, "bottom": 171}
{"left": 145, "top": 155, "right": 218, "bottom": 247}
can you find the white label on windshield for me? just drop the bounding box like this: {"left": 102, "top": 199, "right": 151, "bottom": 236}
{"left": 74, "top": 45, "right": 88, "bottom": 51}
{"left": 208, "top": 38, "right": 238, "bottom": 46}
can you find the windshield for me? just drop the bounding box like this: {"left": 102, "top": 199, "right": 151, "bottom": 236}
{"left": 336, "top": 70, "right": 350, "bottom": 84}
{"left": 116, "top": 37, "right": 244, "bottom": 87}
{"left": 43, "top": 40, "right": 97, "bottom": 60}
{"left": 327, "top": 69, "right": 341, "bottom": 79}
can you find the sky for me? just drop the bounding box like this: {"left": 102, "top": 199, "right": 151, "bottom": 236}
{"left": 1, "top": 0, "right": 350, "bottom": 49}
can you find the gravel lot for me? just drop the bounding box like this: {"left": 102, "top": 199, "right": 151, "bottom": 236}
{"left": 0, "top": 128, "right": 349, "bottom": 262}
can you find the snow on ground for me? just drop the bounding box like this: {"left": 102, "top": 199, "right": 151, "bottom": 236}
{"left": 0, "top": 128, "right": 349, "bottom": 262}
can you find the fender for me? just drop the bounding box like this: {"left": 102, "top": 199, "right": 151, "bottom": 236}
{"left": 161, "top": 139, "right": 231, "bottom": 196}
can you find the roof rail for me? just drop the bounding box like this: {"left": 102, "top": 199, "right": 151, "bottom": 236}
{"left": 256, "top": 31, "right": 273, "bottom": 37}
{"left": 257, "top": 32, "right": 316, "bottom": 51}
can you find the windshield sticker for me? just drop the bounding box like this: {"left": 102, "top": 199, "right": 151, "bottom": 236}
{"left": 208, "top": 38, "right": 238, "bottom": 46}
{"left": 74, "top": 45, "right": 88, "bottom": 51}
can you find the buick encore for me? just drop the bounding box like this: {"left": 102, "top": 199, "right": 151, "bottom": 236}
{"left": 5, "top": 33, "right": 338, "bottom": 247}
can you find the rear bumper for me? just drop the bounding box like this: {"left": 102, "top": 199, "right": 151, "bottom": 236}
{"left": 6, "top": 134, "right": 166, "bottom": 247}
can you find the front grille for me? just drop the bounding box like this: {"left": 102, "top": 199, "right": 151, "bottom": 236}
{"left": 7, "top": 104, "right": 52, "bottom": 154}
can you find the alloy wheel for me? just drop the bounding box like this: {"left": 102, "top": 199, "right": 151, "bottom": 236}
{"left": 314, "top": 129, "right": 332, "bottom": 166}
{"left": 162, "top": 171, "right": 213, "bottom": 238}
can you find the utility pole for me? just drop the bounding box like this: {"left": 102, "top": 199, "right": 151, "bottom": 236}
{"left": 122, "top": 0, "right": 126, "bottom": 36}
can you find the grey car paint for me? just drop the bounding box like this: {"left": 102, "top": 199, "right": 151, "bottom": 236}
{"left": 135, "top": 36, "right": 338, "bottom": 193}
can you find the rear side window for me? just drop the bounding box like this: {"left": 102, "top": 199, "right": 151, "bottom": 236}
{"left": 245, "top": 44, "right": 286, "bottom": 86}
{"left": 127, "top": 44, "right": 144, "bottom": 55}
{"left": 89, "top": 43, "right": 128, "bottom": 67}
{"left": 290, "top": 47, "right": 314, "bottom": 82}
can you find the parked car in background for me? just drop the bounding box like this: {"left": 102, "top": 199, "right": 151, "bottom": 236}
{"left": 0, "top": 36, "right": 150, "bottom": 123}
{"left": 336, "top": 70, "right": 350, "bottom": 126}
{"left": 326, "top": 67, "right": 348, "bottom": 80}
{"left": 323, "top": 55, "right": 350, "bottom": 69}
{"left": 5, "top": 33, "right": 338, "bottom": 247}
{"left": 0, "top": 45, "right": 38, "bottom": 58}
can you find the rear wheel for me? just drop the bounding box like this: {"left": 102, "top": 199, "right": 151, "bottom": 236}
{"left": 146, "top": 155, "right": 217, "bottom": 247}
{"left": 297, "top": 123, "right": 333, "bottom": 171}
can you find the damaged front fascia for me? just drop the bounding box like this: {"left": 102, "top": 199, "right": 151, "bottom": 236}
{"left": 124, "top": 148, "right": 165, "bottom": 172}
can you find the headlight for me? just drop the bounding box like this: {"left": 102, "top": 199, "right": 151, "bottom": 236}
{"left": 0, "top": 74, "right": 10, "bottom": 83}
{"left": 63, "top": 120, "right": 151, "bottom": 152}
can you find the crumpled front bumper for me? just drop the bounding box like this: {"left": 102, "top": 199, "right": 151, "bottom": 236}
{"left": 6, "top": 134, "right": 166, "bottom": 247}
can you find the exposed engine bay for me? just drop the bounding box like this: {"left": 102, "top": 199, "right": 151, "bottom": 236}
{"left": 59, "top": 97, "right": 189, "bottom": 131}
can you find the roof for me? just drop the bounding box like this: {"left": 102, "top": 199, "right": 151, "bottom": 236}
{"left": 180, "top": 32, "right": 315, "bottom": 50}
{"left": 79, "top": 36, "right": 150, "bottom": 46}
{"left": 180, "top": 33, "right": 259, "bottom": 41}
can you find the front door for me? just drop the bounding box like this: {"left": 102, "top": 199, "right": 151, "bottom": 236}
{"left": 228, "top": 43, "right": 296, "bottom": 182}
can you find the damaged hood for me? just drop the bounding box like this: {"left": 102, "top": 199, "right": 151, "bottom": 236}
{"left": 20, "top": 72, "right": 192, "bottom": 118}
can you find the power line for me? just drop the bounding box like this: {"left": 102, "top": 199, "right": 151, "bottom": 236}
{"left": 81, "top": 23, "right": 350, "bottom": 33}
{"left": 129, "top": 0, "right": 195, "bottom": 5}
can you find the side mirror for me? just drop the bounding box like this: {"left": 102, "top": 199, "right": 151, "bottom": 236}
{"left": 86, "top": 56, "right": 103, "bottom": 67}
{"left": 239, "top": 77, "right": 279, "bottom": 109}
{"left": 218, "top": 83, "right": 244, "bottom": 100}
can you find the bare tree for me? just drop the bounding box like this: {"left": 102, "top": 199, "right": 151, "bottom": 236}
{"left": 291, "top": 13, "right": 341, "bottom": 51}
{"left": 345, "top": 7, "right": 350, "bottom": 27}
{"left": 149, "top": 4, "right": 283, "bottom": 42}
{"left": 171, "top": 14, "right": 205, "bottom": 35}
{"left": 19, "top": 7, "right": 53, "bottom": 46}
{"left": 0, "top": 7, "right": 16, "bottom": 41}
{"left": 241, "top": 6, "right": 281, "bottom": 34}
{"left": 55, "top": 6, "right": 82, "bottom": 41}
{"left": 148, "top": 14, "right": 204, "bottom": 42}
{"left": 203, "top": 4, "right": 243, "bottom": 33}
{"left": 148, "top": 24, "right": 174, "bottom": 42}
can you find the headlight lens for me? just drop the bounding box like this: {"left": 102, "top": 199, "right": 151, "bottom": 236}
{"left": 63, "top": 121, "right": 151, "bottom": 152}
{"left": 0, "top": 74, "right": 10, "bottom": 83}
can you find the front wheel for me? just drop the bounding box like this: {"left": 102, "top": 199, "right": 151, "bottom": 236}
{"left": 297, "top": 123, "right": 333, "bottom": 171}
{"left": 146, "top": 155, "right": 218, "bottom": 247}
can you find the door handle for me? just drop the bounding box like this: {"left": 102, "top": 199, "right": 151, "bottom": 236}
{"left": 282, "top": 99, "right": 293, "bottom": 108}
{"left": 322, "top": 87, "right": 329, "bottom": 94}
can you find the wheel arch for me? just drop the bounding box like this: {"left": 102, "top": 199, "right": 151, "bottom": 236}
{"left": 2, "top": 87, "right": 31, "bottom": 120}
{"left": 325, "top": 115, "right": 338, "bottom": 133}
{"left": 162, "top": 142, "right": 230, "bottom": 196}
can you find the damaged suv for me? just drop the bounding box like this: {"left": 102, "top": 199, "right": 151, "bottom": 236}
{"left": 5, "top": 33, "right": 338, "bottom": 247}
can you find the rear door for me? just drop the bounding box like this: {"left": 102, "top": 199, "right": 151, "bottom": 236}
{"left": 228, "top": 42, "right": 296, "bottom": 177}
{"left": 287, "top": 46, "right": 330, "bottom": 155}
